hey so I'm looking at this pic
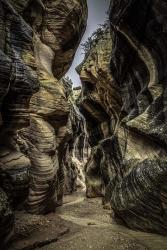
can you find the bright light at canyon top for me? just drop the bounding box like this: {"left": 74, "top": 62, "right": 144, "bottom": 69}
{"left": 65, "top": 0, "right": 110, "bottom": 87}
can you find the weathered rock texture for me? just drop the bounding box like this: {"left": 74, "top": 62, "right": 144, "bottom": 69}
{"left": 0, "top": 188, "right": 14, "bottom": 248}
{"left": 78, "top": 27, "right": 122, "bottom": 199}
{"left": 18, "top": 0, "right": 87, "bottom": 214}
{"left": 0, "top": 0, "right": 39, "bottom": 246}
{"left": 0, "top": 0, "right": 87, "bottom": 245}
{"left": 63, "top": 86, "right": 90, "bottom": 194}
{"left": 108, "top": 0, "right": 167, "bottom": 234}
{"left": 79, "top": 0, "right": 167, "bottom": 235}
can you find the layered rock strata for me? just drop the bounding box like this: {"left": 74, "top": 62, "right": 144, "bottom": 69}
{"left": 78, "top": 27, "right": 122, "bottom": 199}
{"left": 0, "top": 0, "right": 39, "bottom": 245}
{"left": 108, "top": 0, "right": 167, "bottom": 234}
{"left": 0, "top": 0, "right": 87, "bottom": 244}
{"left": 63, "top": 86, "right": 90, "bottom": 194}
{"left": 79, "top": 0, "right": 167, "bottom": 234}
{"left": 18, "top": 0, "right": 88, "bottom": 214}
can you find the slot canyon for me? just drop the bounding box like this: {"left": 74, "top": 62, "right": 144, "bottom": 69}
{"left": 0, "top": 0, "right": 167, "bottom": 249}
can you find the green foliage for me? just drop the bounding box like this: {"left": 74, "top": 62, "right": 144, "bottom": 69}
{"left": 81, "top": 20, "right": 109, "bottom": 56}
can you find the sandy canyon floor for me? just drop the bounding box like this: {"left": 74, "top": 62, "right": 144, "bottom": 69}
{"left": 10, "top": 192, "right": 167, "bottom": 250}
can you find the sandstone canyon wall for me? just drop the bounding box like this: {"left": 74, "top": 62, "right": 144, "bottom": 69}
{"left": 62, "top": 85, "right": 90, "bottom": 194}
{"left": 79, "top": 0, "right": 167, "bottom": 235}
{"left": 78, "top": 26, "right": 122, "bottom": 199}
{"left": 0, "top": 0, "right": 87, "bottom": 247}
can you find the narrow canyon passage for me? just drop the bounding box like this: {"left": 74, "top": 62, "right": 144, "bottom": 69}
{"left": 1, "top": 0, "right": 167, "bottom": 249}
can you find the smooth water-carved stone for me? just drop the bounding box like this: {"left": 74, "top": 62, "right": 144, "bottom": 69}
{"left": 79, "top": 0, "right": 167, "bottom": 234}
{"left": 0, "top": 1, "right": 88, "bottom": 245}
{"left": 18, "top": 0, "right": 88, "bottom": 214}
{"left": 79, "top": 27, "right": 122, "bottom": 199}
{"left": 108, "top": 0, "right": 167, "bottom": 234}
{"left": 0, "top": 0, "right": 39, "bottom": 243}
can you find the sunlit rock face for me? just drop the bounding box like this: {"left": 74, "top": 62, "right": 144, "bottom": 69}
{"left": 0, "top": 0, "right": 87, "bottom": 243}
{"left": 79, "top": 0, "right": 167, "bottom": 235}
{"left": 18, "top": 0, "right": 88, "bottom": 214}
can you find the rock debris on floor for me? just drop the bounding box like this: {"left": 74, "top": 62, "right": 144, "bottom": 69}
{"left": 10, "top": 192, "right": 167, "bottom": 250}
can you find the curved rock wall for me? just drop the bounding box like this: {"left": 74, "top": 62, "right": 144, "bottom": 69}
{"left": 78, "top": 27, "right": 122, "bottom": 199}
{"left": 108, "top": 0, "right": 167, "bottom": 234}
{"left": 0, "top": 0, "right": 39, "bottom": 246}
{"left": 19, "top": 0, "right": 88, "bottom": 214}
{"left": 0, "top": 0, "right": 87, "bottom": 245}
{"left": 79, "top": 0, "right": 167, "bottom": 234}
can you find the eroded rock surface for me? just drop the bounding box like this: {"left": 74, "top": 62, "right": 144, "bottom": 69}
{"left": 0, "top": 0, "right": 88, "bottom": 245}
{"left": 108, "top": 0, "right": 167, "bottom": 234}
{"left": 78, "top": 26, "right": 122, "bottom": 199}
{"left": 0, "top": 188, "right": 14, "bottom": 248}
{"left": 63, "top": 86, "right": 90, "bottom": 194}
{"left": 79, "top": 0, "right": 167, "bottom": 234}
{"left": 18, "top": 0, "right": 88, "bottom": 214}
{"left": 0, "top": 0, "right": 39, "bottom": 245}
